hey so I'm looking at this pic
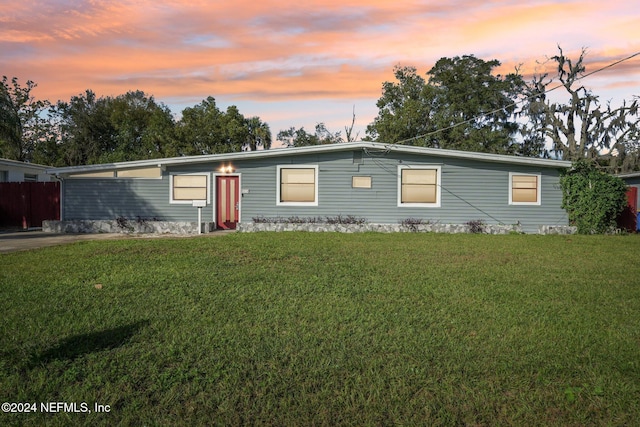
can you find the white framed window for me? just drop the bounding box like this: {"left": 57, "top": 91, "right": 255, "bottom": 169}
{"left": 509, "top": 173, "right": 541, "bottom": 205}
{"left": 170, "top": 173, "right": 210, "bottom": 204}
{"left": 398, "top": 165, "right": 441, "bottom": 207}
{"left": 277, "top": 165, "right": 318, "bottom": 206}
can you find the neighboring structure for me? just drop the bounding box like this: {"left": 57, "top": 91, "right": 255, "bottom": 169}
{"left": 0, "top": 159, "right": 58, "bottom": 229}
{"left": 0, "top": 158, "right": 53, "bottom": 182}
{"left": 618, "top": 172, "right": 640, "bottom": 204}
{"left": 46, "top": 142, "right": 573, "bottom": 234}
{"left": 617, "top": 172, "right": 640, "bottom": 232}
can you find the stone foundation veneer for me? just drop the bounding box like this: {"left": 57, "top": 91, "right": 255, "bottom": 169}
{"left": 238, "top": 222, "right": 577, "bottom": 235}
{"left": 42, "top": 220, "right": 577, "bottom": 235}
{"left": 43, "top": 220, "right": 215, "bottom": 235}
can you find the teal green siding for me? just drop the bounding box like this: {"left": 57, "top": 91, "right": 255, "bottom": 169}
{"left": 62, "top": 149, "right": 569, "bottom": 233}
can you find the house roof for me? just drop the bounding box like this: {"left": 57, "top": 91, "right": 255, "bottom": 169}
{"left": 1, "top": 158, "right": 51, "bottom": 170}
{"left": 617, "top": 171, "right": 640, "bottom": 179}
{"left": 46, "top": 142, "right": 572, "bottom": 175}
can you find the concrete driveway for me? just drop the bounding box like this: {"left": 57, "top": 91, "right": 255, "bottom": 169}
{"left": 0, "top": 231, "right": 125, "bottom": 253}
{"left": 0, "top": 230, "right": 234, "bottom": 253}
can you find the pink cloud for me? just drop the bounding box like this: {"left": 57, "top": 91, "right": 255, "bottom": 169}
{"left": 2, "top": 0, "right": 639, "bottom": 135}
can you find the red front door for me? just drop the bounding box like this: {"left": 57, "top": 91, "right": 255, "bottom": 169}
{"left": 216, "top": 176, "right": 239, "bottom": 229}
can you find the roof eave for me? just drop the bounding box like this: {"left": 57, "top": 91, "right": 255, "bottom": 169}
{"left": 46, "top": 141, "right": 572, "bottom": 175}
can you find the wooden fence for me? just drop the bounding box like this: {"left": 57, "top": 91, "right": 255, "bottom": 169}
{"left": 0, "top": 182, "right": 60, "bottom": 229}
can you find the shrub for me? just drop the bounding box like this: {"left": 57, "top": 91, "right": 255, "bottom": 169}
{"left": 325, "top": 215, "right": 367, "bottom": 225}
{"left": 560, "top": 160, "right": 628, "bottom": 234}
{"left": 465, "top": 220, "right": 486, "bottom": 234}
{"left": 251, "top": 215, "right": 367, "bottom": 225}
{"left": 399, "top": 218, "right": 431, "bottom": 232}
{"left": 116, "top": 216, "right": 134, "bottom": 231}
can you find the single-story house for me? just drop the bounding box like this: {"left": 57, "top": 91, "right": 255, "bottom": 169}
{"left": 46, "top": 142, "right": 573, "bottom": 234}
{"left": 0, "top": 158, "right": 53, "bottom": 182}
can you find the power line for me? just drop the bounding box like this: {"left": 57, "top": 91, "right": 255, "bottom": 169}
{"left": 392, "top": 50, "right": 640, "bottom": 146}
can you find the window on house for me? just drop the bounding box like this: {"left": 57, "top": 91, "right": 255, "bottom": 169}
{"left": 398, "top": 166, "right": 441, "bottom": 207}
{"left": 24, "top": 174, "right": 38, "bottom": 182}
{"left": 352, "top": 176, "right": 372, "bottom": 188}
{"left": 509, "top": 173, "right": 541, "bottom": 205}
{"left": 171, "top": 174, "right": 209, "bottom": 203}
{"left": 277, "top": 165, "right": 318, "bottom": 205}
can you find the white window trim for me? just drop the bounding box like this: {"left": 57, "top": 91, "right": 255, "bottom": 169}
{"left": 276, "top": 165, "right": 319, "bottom": 206}
{"left": 397, "top": 165, "right": 442, "bottom": 208}
{"left": 170, "top": 172, "right": 211, "bottom": 204}
{"left": 509, "top": 172, "right": 541, "bottom": 206}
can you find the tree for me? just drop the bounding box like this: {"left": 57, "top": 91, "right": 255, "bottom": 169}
{"left": 244, "top": 116, "right": 272, "bottom": 151}
{"left": 219, "top": 105, "right": 249, "bottom": 153}
{"left": 365, "top": 66, "right": 434, "bottom": 144}
{"left": 344, "top": 106, "right": 360, "bottom": 142}
{"left": 0, "top": 76, "right": 51, "bottom": 162}
{"left": 54, "top": 90, "right": 114, "bottom": 166}
{"left": 277, "top": 123, "right": 343, "bottom": 147}
{"left": 176, "top": 98, "right": 262, "bottom": 155}
{"left": 106, "top": 90, "right": 178, "bottom": 162}
{"left": 426, "top": 56, "right": 525, "bottom": 154}
{"left": 366, "top": 57, "right": 525, "bottom": 154}
{"left": 560, "top": 159, "right": 628, "bottom": 234}
{"left": 524, "top": 46, "right": 640, "bottom": 170}
{"left": 54, "top": 90, "right": 177, "bottom": 165}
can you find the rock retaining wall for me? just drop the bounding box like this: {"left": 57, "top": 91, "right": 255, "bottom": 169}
{"left": 43, "top": 220, "right": 215, "bottom": 235}
{"left": 42, "top": 220, "right": 577, "bottom": 235}
{"left": 238, "top": 222, "right": 577, "bottom": 235}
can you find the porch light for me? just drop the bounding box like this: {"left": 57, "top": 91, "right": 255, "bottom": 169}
{"left": 219, "top": 165, "right": 234, "bottom": 174}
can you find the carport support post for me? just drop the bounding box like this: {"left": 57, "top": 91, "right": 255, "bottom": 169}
{"left": 193, "top": 200, "right": 207, "bottom": 234}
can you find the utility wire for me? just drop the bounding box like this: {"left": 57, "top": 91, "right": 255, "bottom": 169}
{"left": 393, "top": 50, "right": 640, "bottom": 146}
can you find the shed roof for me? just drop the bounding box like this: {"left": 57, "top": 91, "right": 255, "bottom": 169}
{"left": 47, "top": 142, "right": 572, "bottom": 175}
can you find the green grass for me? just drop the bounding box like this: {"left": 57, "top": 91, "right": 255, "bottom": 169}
{"left": 1, "top": 232, "right": 640, "bottom": 426}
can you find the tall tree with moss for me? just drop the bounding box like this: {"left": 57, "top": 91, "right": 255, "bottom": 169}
{"left": 523, "top": 46, "right": 640, "bottom": 171}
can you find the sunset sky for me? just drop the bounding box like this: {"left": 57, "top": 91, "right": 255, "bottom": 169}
{"left": 2, "top": 0, "right": 640, "bottom": 141}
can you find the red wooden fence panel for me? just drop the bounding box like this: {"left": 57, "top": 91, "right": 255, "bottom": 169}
{"left": 0, "top": 182, "right": 60, "bottom": 229}
{"left": 617, "top": 186, "right": 638, "bottom": 232}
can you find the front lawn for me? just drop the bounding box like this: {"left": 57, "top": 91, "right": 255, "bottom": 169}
{"left": 1, "top": 233, "right": 639, "bottom": 425}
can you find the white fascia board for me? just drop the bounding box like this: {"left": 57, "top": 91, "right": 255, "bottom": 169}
{"left": 1, "top": 158, "right": 50, "bottom": 170}
{"left": 382, "top": 144, "right": 572, "bottom": 168}
{"left": 46, "top": 141, "right": 571, "bottom": 175}
{"left": 617, "top": 172, "right": 640, "bottom": 179}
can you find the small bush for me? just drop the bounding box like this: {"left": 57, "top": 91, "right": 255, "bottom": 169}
{"left": 116, "top": 216, "right": 134, "bottom": 231}
{"left": 251, "top": 215, "right": 366, "bottom": 225}
{"left": 466, "top": 220, "right": 486, "bottom": 234}
{"left": 325, "top": 215, "right": 367, "bottom": 225}
{"left": 399, "top": 218, "right": 431, "bottom": 232}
